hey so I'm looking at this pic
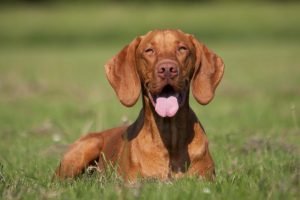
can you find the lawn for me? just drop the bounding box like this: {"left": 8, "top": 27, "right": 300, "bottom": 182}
{"left": 0, "top": 2, "right": 299, "bottom": 199}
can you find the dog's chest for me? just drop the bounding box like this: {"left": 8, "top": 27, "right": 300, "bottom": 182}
{"left": 119, "top": 121, "right": 208, "bottom": 180}
{"left": 128, "top": 138, "right": 195, "bottom": 180}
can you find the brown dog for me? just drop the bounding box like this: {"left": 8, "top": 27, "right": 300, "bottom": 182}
{"left": 54, "top": 29, "right": 224, "bottom": 181}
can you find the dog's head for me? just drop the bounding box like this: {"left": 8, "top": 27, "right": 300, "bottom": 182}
{"left": 105, "top": 30, "right": 224, "bottom": 118}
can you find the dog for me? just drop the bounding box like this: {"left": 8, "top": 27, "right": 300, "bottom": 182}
{"left": 54, "top": 29, "right": 224, "bottom": 181}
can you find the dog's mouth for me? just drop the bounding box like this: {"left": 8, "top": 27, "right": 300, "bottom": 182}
{"left": 147, "top": 84, "right": 187, "bottom": 118}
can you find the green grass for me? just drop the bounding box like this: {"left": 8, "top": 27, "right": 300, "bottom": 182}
{"left": 0, "top": 2, "right": 299, "bottom": 200}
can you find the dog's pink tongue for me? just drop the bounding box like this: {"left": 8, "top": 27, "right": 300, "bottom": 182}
{"left": 155, "top": 96, "right": 179, "bottom": 117}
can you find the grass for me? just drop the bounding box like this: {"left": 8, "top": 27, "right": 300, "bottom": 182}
{"left": 0, "top": 2, "right": 299, "bottom": 200}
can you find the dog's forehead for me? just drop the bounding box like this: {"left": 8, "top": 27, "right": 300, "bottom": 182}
{"left": 140, "top": 30, "right": 189, "bottom": 47}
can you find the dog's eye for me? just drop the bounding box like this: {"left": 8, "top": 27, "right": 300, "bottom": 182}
{"left": 144, "top": 48, "right": 154, "bottom": 55}
{"left": 178, "top": 46, "right": 188, "bottom": 53}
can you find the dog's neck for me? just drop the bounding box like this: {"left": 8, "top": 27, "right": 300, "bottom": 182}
{"left": 138, "top": 91, "right": 198, "bottom": 153}
{"left": 123, "top": 91, "right": 200, "bottom": 174}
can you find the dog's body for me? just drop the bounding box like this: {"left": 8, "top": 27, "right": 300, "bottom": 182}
{"left": 54, "top": 30, "right": 224, "bottom": 181}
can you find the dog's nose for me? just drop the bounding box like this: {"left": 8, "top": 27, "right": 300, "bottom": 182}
{"left": 157, "top": 61, "right": 179, "bottom": 79}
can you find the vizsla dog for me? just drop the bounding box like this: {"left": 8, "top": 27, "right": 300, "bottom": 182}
{"left": 54, "top": 29, "right": 224, "bottom": 181}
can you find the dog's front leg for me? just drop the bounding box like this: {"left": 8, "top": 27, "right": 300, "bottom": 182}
{"left": 54, "top": 133, "right": 104, "bottom": 179}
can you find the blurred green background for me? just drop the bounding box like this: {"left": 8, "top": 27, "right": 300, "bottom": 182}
{"left": 0, "top": 0, "right": 299, "bottom": 199}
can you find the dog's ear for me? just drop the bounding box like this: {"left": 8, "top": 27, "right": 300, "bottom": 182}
{"left": 190, "top": 36, "right": 224, "bottom": 105}
{"left": 105, "top": 37, "right": 141, "bottom": 107}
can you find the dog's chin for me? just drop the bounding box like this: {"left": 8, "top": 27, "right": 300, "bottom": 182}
{"left": 147, "top": 85, "right": 187, "bottom": 118}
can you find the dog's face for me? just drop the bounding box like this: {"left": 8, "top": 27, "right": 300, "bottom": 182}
{"left": 135, "top": 30, "right": 196, "bottom": 117}
{"left": 105, "top": 30, "right": 224, "bottom": 117}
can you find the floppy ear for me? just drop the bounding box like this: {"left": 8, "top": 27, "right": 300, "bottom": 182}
{"left": 105, "top": 37, "right": 141, "bottom": 107}
{"left": 190, "top": 36, "right": 224, "bottom": 105}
